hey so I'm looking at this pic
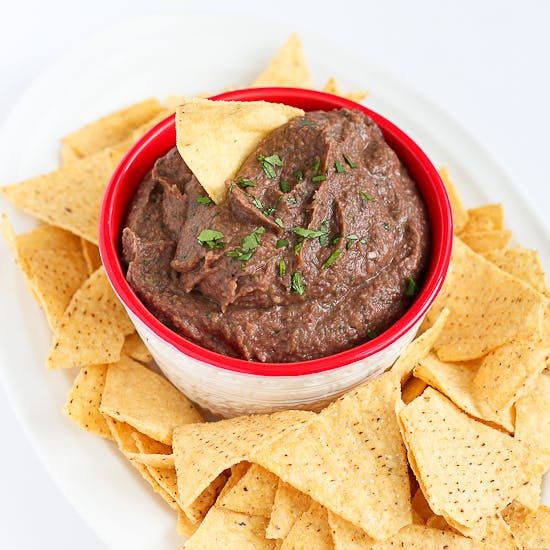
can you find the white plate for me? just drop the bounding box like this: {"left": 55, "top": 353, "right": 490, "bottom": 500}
{"left": 0, "top": 14, "right": 548, "bottom": 550}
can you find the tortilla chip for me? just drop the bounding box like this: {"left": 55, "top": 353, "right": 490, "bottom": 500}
{"left": 398, "top": 387, "right": 528, "bottom": 539}
{"left": 62, "top": 364, "right": 111, "bottom": 438}
{"left": 2, "top": 148, "right": 122, "bottom": 244}
{"left": 60, "top": 142, "right": 80, "bottom": 164}
{"left": 479, "top": 515, "right": 518, "bottom": 550}
{"left": 414, "top": 352, "right": 514, "bottom": 432}
{"left": 322, "top": 77, "right": 368, "bottom": 102}
{"left": 217, "top": 462, "right": 251, "bottom": 503}
{"left": 502, "top": 502, "right": 550, "bottom": 549}
{"left": 177, "top": 508, "right": 200, "bottom": 538}
{"left": 184, "top": 506, "right": 276, "bottom": 550}
{"left": 428, "top": 238, "right": 547, "bottom": 361}
{"left": 132, "top": 109, "right": 173, "bottom": 142}
{"left": 411, "top": 488, "right": 433, "bottom": 525}
{"left": 391, "top": 308, "right": 450, "bottom": 383}
{"left": 472, "top": 336, "right": 549, "bottom": 414}
{"left": 459, "top": 229, "right": 512, "bottom": 254}
{"left": 2, "top": 216, "right": 88, "bottom": 331}
{"left": 485, "top": 246, "right": 549, "bottom": 297}
{"left": 438, "top": 167, "right": 468, "bottom": 233}
{"left": 121, "top": 332, "right": 153, "bottom": 363}
{"left": 61, "top": 98, "right": 164, "bottom": 159}
{"left": 105, "top": 417, "right": 179, "bottom": 510}
{"left": 218, "top": 464, "right": 278, "bottom": 517}
{"left": 250, "top": 34, "right": 312, "bottom": 89}
{"left": 327, "top": 511, "right": 375, "bottom": 548}
{"left": 127, "top": 453, "right": 174, "bottom": 469}
{"left": 461, "top": 204, "right": 504, "bottom": 233}
{"left": 266, "top": 481, "right": 312, "bottom": 540}
{"left": 100, "top": 355, "right": 203, "bottom": 445}
{"left": 173, "top": 410, "right": 315, "bottom": 510}
{"left": 175, "top": 98, "right": 303, "bottom": 204}
{"left": 401, "top": 376, "right": 428, "bottom": 405}
{"left": 255, "top": 372, "right": 411, "bottom": 540}
{"left": 46, "top": 267, "right": 134, "bottom": 369}
{"left": 281, "top": 502, "right": 332, "bottom": 550}
{"left": 80, "top": 238, "right": 102, "bottom": 275}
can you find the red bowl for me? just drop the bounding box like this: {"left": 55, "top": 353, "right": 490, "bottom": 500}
{"left": 99, "top": 87, "right": 453, "bottom": 377}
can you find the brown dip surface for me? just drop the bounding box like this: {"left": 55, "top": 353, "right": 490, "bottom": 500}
{"left": 122, "top": 109, "right": 430, "bottom": 362}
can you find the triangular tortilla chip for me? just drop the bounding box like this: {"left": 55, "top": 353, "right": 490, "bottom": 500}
{"left": 472, "top": 336, "right": 549, "bottom": 413}
{"left": 254, "top": 372, "right": 411, "bottom": 540}
{"left": 62, "top": 364, "right": 111, "bottom": 438}
{"left": 438, "top": 167, "right": 468, "bottom": 233}
{"left": 428, "top": 238, "right": 547, "bottom": 361}
{"left": 460, "top": 204, "right": 504, "bottom": 233}
{"left": 391, "top": 308, "right": 450, "bottom": 383}
{"left": 2, "top": 216, "right": 88, "bottom": 331}
{"left": 250, "top": 34, "right": 312, "bottom": 88}
{"left": 99, "top": 355, "right": 203, "bottom": 445}
{"left": 485, "top": 246, "right": 549, "bottom": 297}
{"left": 184, "top": 506, "right": 276, "bottom": 550}
{"left": 46, "top": 267, "right": 134, "bottom": 368}
{"left": 175, "top": 98, "right": 303, "bottom": 204}
{"left": 459, "top": 229, "right": 512, "bottom": 254}
{"left": 414, "top": 352, "right": 514, "bottom": 432}
{"left": 173, "top": 411, "right": 315, "bottom": 510}
{"left": 398, "top": 387, "right": 529, "bottom": 539}
{"left": 322, "top": 77, "right": 368, "bottom": 102}
{"left": 327, "top": 510, "right": 375, "bottom": 548}
{"left": 80, "top": 237, "right": 102, "bottom": 275}
{"left": 127, "top": 453, "right": 174, "bottom": 469}
{"left": 217, "top": 464, "right": 278, "bottom": 517}
{"left": 502, "top": 502, "right": 550, "bottom": 549}
{"left": 131, "top": 109, "right": 173, "bottom": 142}
{"left": 1, "top": 148, "right": 122, "bottom": 243}
{"left": 121, "top": 332, "right": 152, "bottom": 363}
{"left": 61, "top": 98, "right": 164, "bottom": 159}
{"left": 281, "top": 502, "right": 332, "bottom": 550}
{"left": 266, "top": 481, "right": 311, "bottom": 540}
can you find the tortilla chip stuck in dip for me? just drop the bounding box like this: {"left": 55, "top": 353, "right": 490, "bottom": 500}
{"left": 121, "top": 99, "right": 430, "bottom": 362}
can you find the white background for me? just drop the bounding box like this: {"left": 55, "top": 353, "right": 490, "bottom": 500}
{"left": 1, "top": 0, "right": 549, "bottom": 548}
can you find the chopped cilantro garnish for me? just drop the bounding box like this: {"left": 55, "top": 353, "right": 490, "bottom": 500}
{"left": 319, "top": 220, "right": 330, "bottom": 246}
{"left": 331, "top": 235, "right": 341, "bottom": 246}
{"left": 275, "top": 217, "right": 285, "bottom": 229}
{"left": 227, "top": 227, "right": 265, "bottom": 265}
{"left": 196, "top": 195, "right": 213, "bottom": 205}
{"left": 359, "top": 191, "right": 376, "bottom": 202}
{"left": 343, "top": 154, "right": 356, "bottom": 169}
{"left": 287, "top": 196, "right": 298, "bottom": 204}
{"left": 334, "top": 160, "right": 345, "bottom": 173}
{"left": 263, "top": 206, "right": 276, "bottom": 216}
{"left": 279, "top": 258, "right": 286, "bottom": 277}
{"left": 312, "top": 159, "right": 321, "bottom": 172}
{"left": 291, "top": 271, "right": 305, "bottom": 295}
{"left": 293, "top": 169, "right": 304, "bottom": 182}
{"left": 258, "top": 154, "right": 283, "bottom": 178}
{"left": 294, "top": 241, "right": 303, "bottom": 254}
{"left": 279, "top": 180, "right": 291, "bottom": 193}
{"left": 383, "top": 222, "right": 390, "bottom": 231}
{"left": 251, "top": 196, "right": 263, "bottom": 210}
{"left": 359, "top": 238, "right": 367, "bottom": 245}
{"left": 276, "top": 239, "right": 289, "bottom": 249}
{"left": 300, "top": 119, "right": 315, "bottom": 127}
{"left": 237, "top": 178, "right": 256, "bottom": 188}
{"left": 322, "top": 249, "right": 342, "bottom": 269}
{"left": 312, "top": 174, "right": 327, "bottom": 183}
{"left": 346, "top": 234, "right": 359, "bottom": 249}
{"left": 197, "top": 229, "right": 225, "bottom": 249}
{"left": 405, "top": 276, "right": 417, "bottom": 296}
{"left": 293, "top": 227, "right": 324, "bottom": 239}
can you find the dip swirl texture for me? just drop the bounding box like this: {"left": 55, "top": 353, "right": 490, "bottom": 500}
{"left": 122, "top": 109, "right": 430, "bottom": 362}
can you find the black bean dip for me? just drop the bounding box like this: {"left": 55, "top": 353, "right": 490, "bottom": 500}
{"left": 122, "top": 108, "right": 430, "bottom": 362}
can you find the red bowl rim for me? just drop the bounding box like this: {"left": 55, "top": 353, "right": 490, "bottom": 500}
{"left": 99, "top": 87, "right": 453, "bottom": 377}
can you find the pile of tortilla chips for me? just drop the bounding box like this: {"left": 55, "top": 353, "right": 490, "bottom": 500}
{"left": 2, "top": 34, "right": 549, "bottom": 549}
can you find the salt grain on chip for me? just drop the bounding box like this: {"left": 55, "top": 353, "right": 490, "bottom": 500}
{"left": 398, "top": 387, "right": 529, "bottom": 539}
{"left": 175, "top": 98, "right": 303, "bottom": 204}
{"left": 100, "top": 354, "right": 203, "bottom": 445}
{"left": 1, "top": 148, "right": 122, "bottom": 244}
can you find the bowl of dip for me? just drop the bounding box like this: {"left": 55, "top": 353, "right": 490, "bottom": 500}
{"left": 99, "top": 87, "right": 453, "bottom": 417}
